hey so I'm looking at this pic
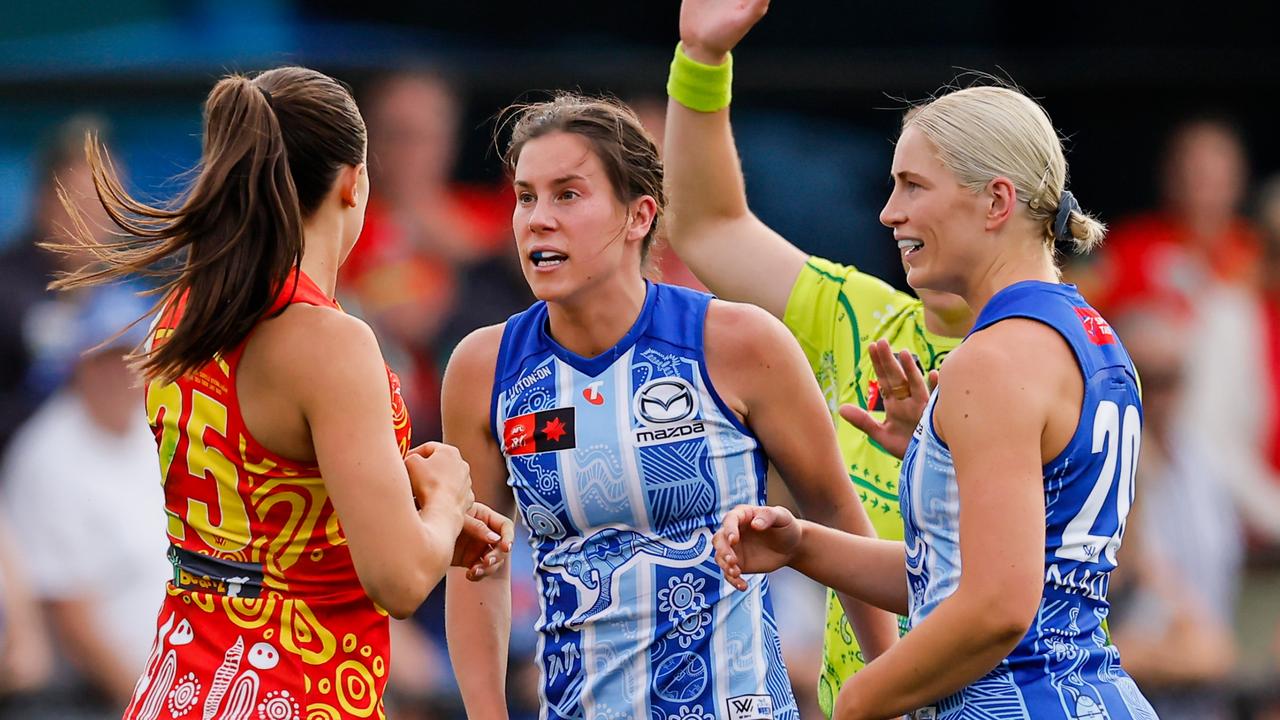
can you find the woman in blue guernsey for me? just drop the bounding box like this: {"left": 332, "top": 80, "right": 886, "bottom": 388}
{"left": 440, "top": 94, "right": 895, "bottom": 720}
{"left": 714, "top": 85, "right": 1160, "bottom": 719}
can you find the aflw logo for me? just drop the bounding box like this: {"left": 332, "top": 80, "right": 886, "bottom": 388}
{"left": 726, "top": 694, "right": 772, "bottom": 720}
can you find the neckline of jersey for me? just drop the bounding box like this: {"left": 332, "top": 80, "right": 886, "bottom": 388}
{"left": 968, "top": 280, "right": 1078, "bottom": 339}
{"left": 538, "top": 280, "right": 658, "bottom": 378}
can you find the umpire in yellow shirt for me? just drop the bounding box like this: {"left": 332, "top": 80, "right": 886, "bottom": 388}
{"left": 662, "top": 0, "right": 975, "bottom": 715}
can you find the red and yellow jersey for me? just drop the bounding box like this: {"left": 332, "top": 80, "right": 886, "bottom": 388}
{"left": 126, "top": 270, "right": 411, "bottom": 720}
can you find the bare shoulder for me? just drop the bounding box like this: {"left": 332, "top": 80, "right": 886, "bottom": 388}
{"left": 269, "top": 302, "right": 378, "bottom": 344}
{"left": 935, "top": 318, "right": 1076, "bottom": 437}
{"left": 704, "top": 298, "right": 809, "bottom": 417}
{"left": 441, "top": 323, "right": 507, "bottom": 422}
{"left": 704, "top": 298, "right": 793, "bottom": 363}
{"left": 942, "top": 319, "right": 1073, "bottom": 387}
{"left": 444, "top": 323, "right": 506, "bottom": 388}
{"left": 237, "top": 304, "right": 391, "bottom": 461}
{"left": 248, "top": 303, "right": 385, "bottom": 392}
{"left": 953, "top": 318, "right": 1074, "bottom": 378}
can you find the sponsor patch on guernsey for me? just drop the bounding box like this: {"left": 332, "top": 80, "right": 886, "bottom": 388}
{"left": 634, "top": 420, "right": 706, "bottom": 446}
{"left": 1074, "top": 306, "right": 1115, "bottom": 346}
{"left": 503, "top": 407, "right": 576, "bottom": 456}
{"left": 726, "top": 694, "right": 772, "bottom": 720}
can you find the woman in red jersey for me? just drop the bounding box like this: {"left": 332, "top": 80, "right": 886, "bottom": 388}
{"left": 49, "top": 66, "right": 513, "bottom": 720}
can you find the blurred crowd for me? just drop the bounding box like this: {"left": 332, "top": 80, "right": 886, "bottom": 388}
{"left": 1, "top": 70, "right": 1279, "bottom": 720}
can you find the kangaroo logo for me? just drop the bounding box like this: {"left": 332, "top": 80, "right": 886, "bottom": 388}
{"left": 634, "top": 377, "right": 698, "bottom": 426}
{"left": 543, "top": 527, "right": 710, "bottom": 626}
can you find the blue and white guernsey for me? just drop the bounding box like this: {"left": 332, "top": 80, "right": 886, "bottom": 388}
{"left": 492, "top": 282, "right": 797, "bottom": 720}
{"left": 900, "top": 281, "right": 1158, "bottom": 719}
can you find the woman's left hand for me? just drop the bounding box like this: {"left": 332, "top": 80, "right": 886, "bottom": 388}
{"left": 840, "top": 339, "right": 937, "bottom": 459}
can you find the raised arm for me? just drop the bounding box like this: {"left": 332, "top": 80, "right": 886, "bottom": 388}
{"left": 705, "top": 300, "right": 899, "bottom": 658}
{"left": 664, "top": 0, "right": 806, "bottom": 318}
{"left": 441, "top": 324, "right": 514, "bottom": 720}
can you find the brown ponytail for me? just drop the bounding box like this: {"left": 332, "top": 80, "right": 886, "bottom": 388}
{"left": 49, "top": 66, "right": 365, "bottom": 382}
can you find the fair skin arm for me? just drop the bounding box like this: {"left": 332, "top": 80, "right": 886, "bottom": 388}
{"left": 705, "top": 300, "right": 897, "bottom": 659}
{"left": 716, "top": 506, "right": 909, "bottom": 615}
{"left": 664, "top": 0, "right": 807, "bottom": 318}
{"left": 442, "top": 324, "right": 515, "bottom": 720}
{"left": 246, "top": 306, "right": 475, "bottom": 619}
{"left": 714, "top": 335, "right": 937, "bottom": 613}
{"left": 834, "top": 323, "right": 1062, "bottom": 720}
{"left": 718, "top": 321, "right": 1066, "bottom": 719}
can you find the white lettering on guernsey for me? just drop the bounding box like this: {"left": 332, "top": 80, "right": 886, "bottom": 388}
{"left": 1045, "top": 562, "right": 1110, "bottom": 601}
{"left": 510, "top": 365, "right": 552, "bottom": 396}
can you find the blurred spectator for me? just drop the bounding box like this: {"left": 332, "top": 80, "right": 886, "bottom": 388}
{"left": 0, "top": 284, "right": 168, "bottom": 717}
{"left": 0, "top": 115, "right": 116, "bottom": 462}
{"left": 1109, "top": 305, "right": 1241, "bottom": 720}
{"left": 1172, "top": 175, "right": 1280, "bottom": 547}
{"left": 0, "top": 511, "right": 53, "bottom": 700}
{"left": 1074, "top": 116, "right": 1260, "bottom": 317}
{"left": 341, "top": 68, "right": 525, "bottom": 443}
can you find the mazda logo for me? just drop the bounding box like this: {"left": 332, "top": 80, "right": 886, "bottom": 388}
{"left": 634, "top": 378, "right": 698, "bottom": 426}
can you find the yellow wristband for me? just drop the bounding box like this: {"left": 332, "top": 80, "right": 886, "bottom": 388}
{"left": 667, "top": 42, "right": 733, "bottom": 113}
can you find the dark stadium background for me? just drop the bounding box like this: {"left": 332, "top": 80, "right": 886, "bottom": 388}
{"left": 3, "top": 0, "right": 1279, "bottom": 285}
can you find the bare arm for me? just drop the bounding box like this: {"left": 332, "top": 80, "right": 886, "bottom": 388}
{"left": 442, "top": 325, "right": 513, "bottom": 720}
{"left": 714, "top": 506, "right": 907, "bottom": 614}
{"left": 834, "top": 326, "right": 1054, "bottom": 720}
{"left": 270, "top": 307, "right": 471, "bottom": 618}
{"left": 706, "top": 301, "right": 898, "bottom": 657}
{"left": 664, "top": 0, "right": 806, "bottom": 318}
{"left": 791, "top": 524, "right": 908, "bottom": 616}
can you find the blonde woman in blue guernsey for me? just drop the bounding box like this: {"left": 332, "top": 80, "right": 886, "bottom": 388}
{"left": 715, "top": 83, "right": 1159, "bottom": 719}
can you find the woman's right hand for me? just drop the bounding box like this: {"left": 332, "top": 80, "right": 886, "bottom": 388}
{"left": 713, "top": 504, "right": 803, "bottom": 591}
{"left": 452, "top": 502, "right": 516, "bottom": 581}
{"left": 405, "top": 442, "right": 474, "bottom": 522}
{"left": 679, "top": 0, "right": 771, "bottom": 64}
